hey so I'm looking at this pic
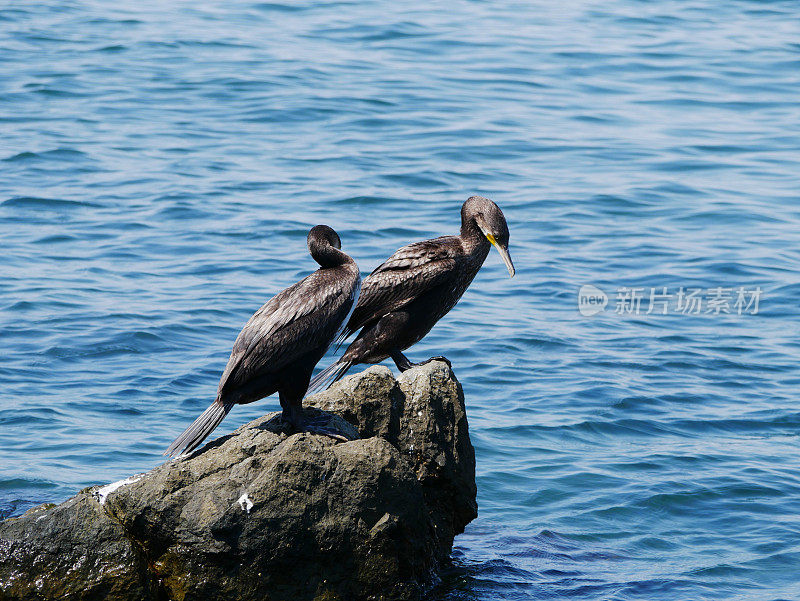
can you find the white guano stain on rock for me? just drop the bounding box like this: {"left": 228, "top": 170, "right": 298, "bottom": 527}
{"left": 238, "top": 493, "right": 253, "bottom": 513}
{"left": 95, "top": 476, "right": 142, "bottom": 505}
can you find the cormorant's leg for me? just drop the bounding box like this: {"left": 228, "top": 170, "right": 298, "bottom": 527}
{"left": 278, "top": 390, "right": 304, "bottom": 431}
{"left": 391, "top": 350, "right": 451, "bottom": 372}
{"left": 391, "top": 351, "right": 414, "bottom": 372}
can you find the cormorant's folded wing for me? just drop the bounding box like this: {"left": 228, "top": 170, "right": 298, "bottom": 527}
{"left": 339, "top": 236, "right": 458, "bottom": 341}
{"left": 218, "top": 270, "right": 358, "bottom": 394}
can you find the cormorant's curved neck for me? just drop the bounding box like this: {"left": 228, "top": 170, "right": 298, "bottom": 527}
{"left": 310, "top": 242, "right": 350, "bottom": 269}
{"left": 460, "top": 216, "right": 491, "bottom": 255}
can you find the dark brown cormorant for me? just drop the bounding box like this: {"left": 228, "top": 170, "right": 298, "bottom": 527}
{"left": 308, "top": 196, "right": 513, "bottom": 393}
{"left": 164, "top": 225, "right": 361, "bottom": 457}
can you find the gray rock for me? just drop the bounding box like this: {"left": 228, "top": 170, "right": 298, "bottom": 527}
{"left": 0, "top": 361, "right": 476, "bottom": 601}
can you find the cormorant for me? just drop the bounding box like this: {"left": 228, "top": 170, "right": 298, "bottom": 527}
{"left": 308, "top": 196, "right": 513, "bottom": 393}
{"left": 164, "top": 225, "right": 361, "bottom": 458}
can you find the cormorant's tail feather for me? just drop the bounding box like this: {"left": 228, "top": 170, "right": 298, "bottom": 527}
{"left": 307, "top": 360, "right": 353, "bottom": 396}
{"left": 333, "top": 326, "right": 355, "bottom": 352}
{"left": 164, "top": 399, "right": 234, "bottom": 458}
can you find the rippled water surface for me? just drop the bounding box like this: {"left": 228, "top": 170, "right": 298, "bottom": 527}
{"left": 2, "top": 1, "right": 799, "bottom": 599}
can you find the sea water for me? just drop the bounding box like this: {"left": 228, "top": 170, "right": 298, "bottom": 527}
{"left": 2, "top": 2, "right": 799, "bottom": 599}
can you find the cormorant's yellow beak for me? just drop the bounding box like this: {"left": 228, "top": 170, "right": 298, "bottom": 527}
{"left": 486, "top": 233, "right": 515, "bottom": 277}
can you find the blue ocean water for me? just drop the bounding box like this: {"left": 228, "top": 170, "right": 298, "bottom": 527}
{"left": 2, "top": 0, "right": 799, "bottom": 598}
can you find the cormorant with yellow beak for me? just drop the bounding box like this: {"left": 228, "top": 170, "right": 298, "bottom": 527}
{"left": 309, "top": 196, "right": 513, "bottom": 392}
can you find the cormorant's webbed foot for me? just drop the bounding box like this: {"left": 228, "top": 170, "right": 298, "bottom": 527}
{"left": 391, "top": 351, "right": 451, "bottom": 372}
{"left": 419, "top": 355, "right": 452, "bottom": 369}
{"left": 302, "top": 414, "right": 354, "bottom": 442}
{"left": 279, "top": 409, "right": 354, "bottom": 442}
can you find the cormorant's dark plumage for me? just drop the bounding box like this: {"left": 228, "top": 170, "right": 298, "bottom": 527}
{"left": 309, "top": 196, "right": 513, "bottom": 393}
{"left": 165, "top": 225, "right": 360, "bottom": 457}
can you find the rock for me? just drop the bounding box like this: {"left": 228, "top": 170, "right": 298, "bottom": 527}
{"left": 0, "top": 361, "right": 476, "bottom": 601}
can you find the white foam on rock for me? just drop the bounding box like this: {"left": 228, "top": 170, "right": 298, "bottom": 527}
{"left": 238, "top": 493, "right": 254, "bottom": 513}
{"left": 95, "top": 475, "right": 142, "bottom": 505}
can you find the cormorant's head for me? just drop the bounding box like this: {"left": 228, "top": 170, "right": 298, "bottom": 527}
{"left": 462, "top": 196, "right": 515, "bottom": 277}
{"left": 308, "top": 224, "right": 341, "bottom": 250}
{"left": 308, "top": 225, "right": 348, "bottom": 268}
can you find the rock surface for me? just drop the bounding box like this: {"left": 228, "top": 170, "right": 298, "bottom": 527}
{"left": 0, "top": 362, "right": 476, "bottom": 601}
